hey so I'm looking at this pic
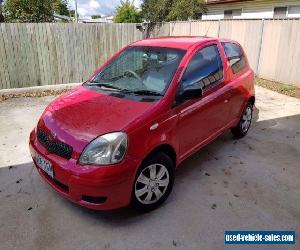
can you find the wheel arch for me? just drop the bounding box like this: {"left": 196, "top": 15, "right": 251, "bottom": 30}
{"left": 142, "top": 144, "right": 177, "bottom": 168}
{"left": 248, "top": 95, "right": 255, "bottom": 106}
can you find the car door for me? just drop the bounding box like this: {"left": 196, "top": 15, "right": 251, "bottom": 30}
{"left": 174, "top": 43, "right": 232, "bottom": 159}
{"left": 221, "top": 42, "right": 250, "bottom": 121}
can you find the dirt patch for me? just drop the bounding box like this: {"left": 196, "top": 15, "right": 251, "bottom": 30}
{"left": 0, "top": 89, "right": 69, "bottom": 102}
{"left": 255, "top": 77, "right": 300, "bottom": 99}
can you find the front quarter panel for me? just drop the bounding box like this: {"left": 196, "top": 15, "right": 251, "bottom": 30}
{"left": 127, "top": 108, "right": 179, "bottom": 168}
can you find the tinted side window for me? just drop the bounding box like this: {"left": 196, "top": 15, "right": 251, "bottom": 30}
{"left": 222, "top": 42, "right": 246, "bottom": 74}
{"left": 181, "top": 45, "right": 223, "bottom": 90}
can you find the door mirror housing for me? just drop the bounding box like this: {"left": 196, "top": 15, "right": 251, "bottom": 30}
{"left": 176, "top": 83, "right": 203, "bottom": 104}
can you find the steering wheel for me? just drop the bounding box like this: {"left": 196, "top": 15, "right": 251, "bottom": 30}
{"left": 124, "top": 70, "right": 141, "bottom": 80}
{"left": 124, "top": 70, "right": 148, "bottom": 89}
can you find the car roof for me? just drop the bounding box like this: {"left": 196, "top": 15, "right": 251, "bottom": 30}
{"left": 131, "top": 36, "right": 219, "bottom": 50}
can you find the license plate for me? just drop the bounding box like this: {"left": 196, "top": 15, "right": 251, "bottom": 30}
{"left": 36, "top": 153, "right": 54, "bottom": 178}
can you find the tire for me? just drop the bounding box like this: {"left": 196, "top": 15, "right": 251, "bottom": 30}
{"left": 131, "top": 152, "right": 175, "bottom": 211}
{"left": 231, "top": 102, "right": 253, "bottom": 138}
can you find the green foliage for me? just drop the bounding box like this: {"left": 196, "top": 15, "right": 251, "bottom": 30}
{"left": 141, "top": 0, "right": 206, "bottom": 22}
{"left": 0, "top": 10, "right": 4, "bottom": 23}
{"left": 91, "top": 14, "right": 102, "bottom": 19}
{"left": 3, "top": 0, "right": 70, "bottom": 22}
{"left": 53, "top": 0, "right": 69, "bottom": 16}
{"left": 114, "top": 0, "right": 142, "bottom": 23}
{"left": 141, "top": 0, "right": 172, "bottom": 22}
{"left": 69, "top": 9, "right": 77, "bottom": 18}
{"left": 0, "top": 0, "right": 4, "bottom": 22}
{"left": 167, "top": 0, "right": 206, "bottom": 21}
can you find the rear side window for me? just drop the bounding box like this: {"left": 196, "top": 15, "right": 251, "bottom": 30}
{"left": 222, "top": 42, "right": 246, "bottom": 74}
{"left": 181, "top": 45, "right": 223, "bottom": 90}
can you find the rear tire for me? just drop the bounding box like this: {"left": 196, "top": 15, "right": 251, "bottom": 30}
{"left": 231, "top": 102, "right": 253, "bottom": 138}
{"left": 131, "top": 152, "right": 175, "bottom": 211}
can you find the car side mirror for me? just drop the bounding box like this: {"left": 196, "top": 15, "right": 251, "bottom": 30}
{"left": 176, "top": 83, "right": 203, "bottom": 104}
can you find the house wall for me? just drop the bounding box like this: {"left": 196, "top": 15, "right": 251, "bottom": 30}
{"left": 203, "top": 0, "right": 300, "bottom": 20}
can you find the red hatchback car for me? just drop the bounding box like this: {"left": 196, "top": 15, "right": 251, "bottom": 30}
{"left": 29, "top": 36, "right": 255, "bottom": 211}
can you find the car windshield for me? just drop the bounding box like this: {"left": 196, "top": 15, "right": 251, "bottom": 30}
{"left": 86, "top": 46, "right": 186, "bottom": 96}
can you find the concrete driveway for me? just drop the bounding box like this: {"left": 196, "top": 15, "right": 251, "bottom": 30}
{"left": 0, "top": 86, "right": 299, "bottom": 250}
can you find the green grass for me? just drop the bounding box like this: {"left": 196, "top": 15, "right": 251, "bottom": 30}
{"left": 255, "top": 77, "right": 300, "bottom": 98}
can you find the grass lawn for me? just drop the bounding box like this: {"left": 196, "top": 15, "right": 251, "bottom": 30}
{"left": 255, "top": 77, "right": 300, "bottom": 99}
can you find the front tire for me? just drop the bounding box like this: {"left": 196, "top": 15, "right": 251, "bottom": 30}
{"left": 131, "top": 152, "right": 175, "bottom": 211}
{"left": 231, "top": 102, "right": 253, "bottom": 138}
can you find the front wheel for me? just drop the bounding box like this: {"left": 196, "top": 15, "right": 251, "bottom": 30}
{"left": 131, "top": 152, "right": 175, "bottom": 211}
{"left": 231, "top": 102, "right": 253, "bottom": 138}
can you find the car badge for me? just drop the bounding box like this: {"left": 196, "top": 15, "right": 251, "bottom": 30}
{"left": 49, "top": 131, "right": 57, "bottom": 140}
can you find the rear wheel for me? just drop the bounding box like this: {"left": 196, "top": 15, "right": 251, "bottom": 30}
{"left": 231, "top": 102, "right": 253, "bottom": 138}
{"left": 132, "top": 152, "right": 175, "bottom": 211}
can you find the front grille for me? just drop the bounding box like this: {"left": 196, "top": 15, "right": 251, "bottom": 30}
{"left": 37, "top": 129, "right": 73, "bottom": 160}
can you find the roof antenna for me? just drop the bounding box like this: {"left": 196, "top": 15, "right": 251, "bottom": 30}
{"left": 205, "top": 22, "right": 213, "bottom": 37}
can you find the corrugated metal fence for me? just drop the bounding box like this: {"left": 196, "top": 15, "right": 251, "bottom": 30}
{"left": 0, "top": 20, "right": 300, "bottom": 89}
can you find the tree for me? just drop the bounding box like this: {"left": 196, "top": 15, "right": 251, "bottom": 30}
{"left": 3, "top": 0, "right": 54, "bottom": 22}
{"left": 114, "top": 0, "right": 142, "bottom": 23}
{"left": 167, "top": 0, "right": 206, "bottom": 21}
{"left": 141, "top": 0, "right": 172, "bottom": 23}
{"left": 0, "top": 0, "right": 4, "bottom": 22}
{"left": 3, "top": 0, "right": 70, "bottom": 22}
{"left": 91, "top": 14, "right": 101, "bottom": 19}
{"left": 53, "top": 0, "right": 69, "bottom": 16}
{"left": 69, "top": 10, "right": 76, "bottom": 17}
{"left": 141, "top": 0, "right": 206, "bottom": 22}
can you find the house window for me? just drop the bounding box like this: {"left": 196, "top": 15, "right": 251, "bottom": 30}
{"left": 224, "top": 9, "right": 242, "bottom": 19}
{"left": 288, "top": 5, "right": 300, "bottom": 15}
{"left": 274, "top": 7, "right": 287, "bottom": 18}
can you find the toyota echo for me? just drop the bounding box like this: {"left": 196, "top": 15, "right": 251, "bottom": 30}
{"left": 29, "top": 36, "right": 255, "bottom": 211}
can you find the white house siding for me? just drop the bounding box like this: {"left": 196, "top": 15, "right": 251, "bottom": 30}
{"left": 203, "top": 0, "right": 300, "bottom": 20}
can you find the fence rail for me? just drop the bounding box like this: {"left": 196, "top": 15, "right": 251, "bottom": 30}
{"left": 0, "top": 20, "right": 300, "bottom": 89}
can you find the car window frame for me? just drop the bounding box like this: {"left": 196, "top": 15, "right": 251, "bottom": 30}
{"left": 178, "top": 43, "right": 225, "bottom": 95}
{"left": 221, "top": 41, "right": 247, "bottom": 75}
{"left": 87, "top": 46, "right": 187, "bottom": 97}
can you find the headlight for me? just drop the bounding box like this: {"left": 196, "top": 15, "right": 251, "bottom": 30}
{"left": 79, "top": 132, "right": 128, "bottom": 165}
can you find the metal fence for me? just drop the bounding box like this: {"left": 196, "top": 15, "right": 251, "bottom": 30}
{"left": 0, "top": 20, "right": 300, "bottom": 89}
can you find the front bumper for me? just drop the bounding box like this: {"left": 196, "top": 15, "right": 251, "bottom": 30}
{"left": 29, "top": 129, "right": 139, "bottom": 210}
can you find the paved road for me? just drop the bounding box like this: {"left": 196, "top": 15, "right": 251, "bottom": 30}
{"left": 0, "top": 86, "right": 299, "bottom": 249}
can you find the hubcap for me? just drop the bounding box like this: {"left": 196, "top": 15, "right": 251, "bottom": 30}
{"left": 241, "top": 106, "right": 252, "bottom": 133}
{"left": 135, "top": 164, "right": 169, "bottom": 205}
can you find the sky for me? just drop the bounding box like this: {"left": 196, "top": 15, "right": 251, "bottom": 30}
{"left": 69, "top": 0, "right": 142, "bottom": 18}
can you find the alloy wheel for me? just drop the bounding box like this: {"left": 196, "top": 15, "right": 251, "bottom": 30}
{"left": 134, "top": 164, "right": 170, "bottom": 205}
{"left": 241, "top": 106, "right": 252, "bottom": 133}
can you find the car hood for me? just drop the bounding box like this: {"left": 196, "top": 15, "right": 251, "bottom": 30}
{"left": 38, "top": 86, "right": 156, "bottom": 152}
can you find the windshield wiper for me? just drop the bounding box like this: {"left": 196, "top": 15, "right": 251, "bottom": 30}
{"left": 87, "top": 82, "right": 163, "bottom": 97}
{"left": 130, "top": 90, "right": 163, "bottom": 96}
{"left": 86, "top": 82, "right": 123, "bottom": 91}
